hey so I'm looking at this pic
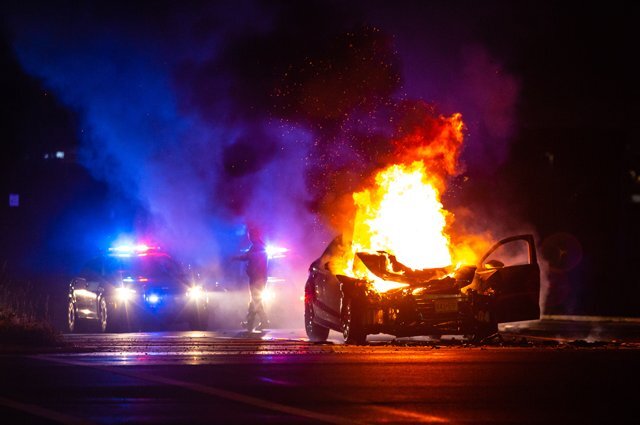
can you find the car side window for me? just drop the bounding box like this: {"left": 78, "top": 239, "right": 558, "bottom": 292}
{"left": 484, "top": 240, "right": 530, "bottom": 268}
{"left": 86, "top": 280, "right": 101, "bottom": 291}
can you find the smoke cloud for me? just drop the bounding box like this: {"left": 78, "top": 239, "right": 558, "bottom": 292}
{"left": 4, "top": 1, "right": 526, "bottom": 326}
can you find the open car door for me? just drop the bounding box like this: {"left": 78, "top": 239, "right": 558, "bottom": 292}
{"left": 475, "top": 235, "right": 540, "bottom": 323}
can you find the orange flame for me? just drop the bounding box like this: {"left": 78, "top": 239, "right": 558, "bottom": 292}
{"left": 340, "top": 111, "right": 478, "bottom": 287}
{"left": 351, "top": 161, "right": 451, "bottom": 270}
{"left": 394, "top": 111, "right": 465, "bottom": 191}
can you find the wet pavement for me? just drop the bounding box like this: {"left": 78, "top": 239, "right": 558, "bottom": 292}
{"left": 1, "top": 319, "right": 639, "bottom": 424}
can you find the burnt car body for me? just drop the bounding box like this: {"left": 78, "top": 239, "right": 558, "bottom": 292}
{"left": 304, "top": 234, "right": 540, "bottom": 344}
{"left": 67, "top": 246, "right": 210, "bottom": 333}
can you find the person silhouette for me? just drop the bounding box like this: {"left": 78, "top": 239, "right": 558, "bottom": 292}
{"left": 234, "top": 225, "right": 269, "bottom": 331}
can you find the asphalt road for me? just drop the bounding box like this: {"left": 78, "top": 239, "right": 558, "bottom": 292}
{"left": 1, "top": 325, "right": 639, "bottom": 424}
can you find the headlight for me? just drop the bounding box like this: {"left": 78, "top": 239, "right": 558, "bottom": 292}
{"left": 115, "top": 286, "right": 136, "bottom": 301}
{"left": 187, "top": 285, "right": 206, "bottom": 300}
{"left": 146, "top": 293, "right": 160, "bottom": 304}
{"left": 261, "top": 287, "right": 275, "bottom": 304}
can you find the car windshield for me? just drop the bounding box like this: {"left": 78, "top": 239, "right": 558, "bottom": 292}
{"left": 106, "top": 255, "right": 183, "bottom": 280}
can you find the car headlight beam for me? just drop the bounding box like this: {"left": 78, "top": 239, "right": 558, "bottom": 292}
{"left": 115, "top": 286, "right": 136, "bottom": 302}
{"left": 187, "top": 285, "right": 206, "bottom": 301}
{"left": 261, "top": 287, "right": 275, "bottom": 304}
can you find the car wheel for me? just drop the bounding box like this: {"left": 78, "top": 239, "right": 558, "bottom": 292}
{"left": 103, "top": 299, "right": 128, "bottom": 333}
{"left": 68, "top": 299, "right": 78, "bottom": 333}
{"left": 341, "top": 297, "right": 367, "bottom": 345}
{"left": 68, "top": 299, "right": 90, "bottom": 333}
{"left": 97, "top": 297, "right": 108, "bottom": 333}
{"left": 304, "top": 282, "right": 329, "bottom": 342}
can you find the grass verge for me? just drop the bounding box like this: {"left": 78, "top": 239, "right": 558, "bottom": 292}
{"left": 0, "top": 309, "right": 64, "bottom": 349}
{"left": 0, "top": 265, "right": 66, "bottom": 350}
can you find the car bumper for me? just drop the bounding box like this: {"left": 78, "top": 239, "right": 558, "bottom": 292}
{"left": 359, "top": 290, "right": 487, "bottom": 337}
{"left": 108, "top": 293, "right": 208, "bottom": 324}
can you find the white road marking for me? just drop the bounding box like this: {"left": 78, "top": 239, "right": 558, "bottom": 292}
{"left": 369, "top": 405, "right": 450, "bottom": 423}
{"left": 35, "top": 353, "right": 454, "bottom": 424}
{"left": 35, "top": 355, "right": 362, "bottom": 425}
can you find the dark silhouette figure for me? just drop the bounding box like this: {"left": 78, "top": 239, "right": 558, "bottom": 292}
{"left": 234, "top": 226, "right": 269, "bottom": 332}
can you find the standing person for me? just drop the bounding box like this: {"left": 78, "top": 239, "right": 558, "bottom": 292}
{"left": 234, "top": 225, "right": 269, "bottom": 332}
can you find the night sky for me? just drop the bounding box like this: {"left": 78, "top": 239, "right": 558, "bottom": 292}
{"left": 1, "top": 1, "right": 637, "bottom": 316}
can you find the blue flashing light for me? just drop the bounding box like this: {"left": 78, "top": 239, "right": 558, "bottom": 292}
{"left": 147, "top": 294, "right": 160, "bottom": 304}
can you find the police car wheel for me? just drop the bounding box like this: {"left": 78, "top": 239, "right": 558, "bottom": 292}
{"left": 98, "top": 297, "right": 108, "bottom": 333}
{"left": 68, "top": 299, "right": 90, "bottom": 333}
{"left": 67, "top": 299, "right": 77, "bottom": 333}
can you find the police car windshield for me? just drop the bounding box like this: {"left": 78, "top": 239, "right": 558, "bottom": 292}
{"left": 108, "top": 255, "right": 182, "bottom": 279}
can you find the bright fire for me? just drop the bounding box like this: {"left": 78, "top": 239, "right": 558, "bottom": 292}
{"left": 351, "top": 161, "right": 451, "bottom": 270}
{"left": 340, "top": 111, "right": 476, "bottom": 289}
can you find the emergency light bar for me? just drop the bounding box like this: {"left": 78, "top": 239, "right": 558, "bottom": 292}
{"left": 109, "top": 243, "right": 158, "bottom": 256}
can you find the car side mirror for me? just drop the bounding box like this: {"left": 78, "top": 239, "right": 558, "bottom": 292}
{"left": 324, "top": 261, "right": 331, "bottom": 271}
{"left": 484, "top": 259, "right": 504, "bottom": 269}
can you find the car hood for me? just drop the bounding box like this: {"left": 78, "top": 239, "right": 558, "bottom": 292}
{"left": 355, "top": 251, "right": 475, "bottom": 294}
{"left": 355, "top": 251, "right": 450, "bottom": 283}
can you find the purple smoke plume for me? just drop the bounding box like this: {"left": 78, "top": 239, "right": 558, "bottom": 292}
{"left": 4, "top": 1, "right": 523, "bottom": 325}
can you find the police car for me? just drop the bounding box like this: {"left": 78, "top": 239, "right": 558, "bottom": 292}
{"left": 67, "top": 244, "right": 210, "bottom": 332}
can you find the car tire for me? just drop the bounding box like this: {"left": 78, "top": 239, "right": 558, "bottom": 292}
{"left": 103, "top": 299, "right": 129, "bottom": 333}
{"left": 68, "top": 299, "right": 90, "bottom": 333}
{"left": 341, "top": 297, "right": 367, "bottom": 345}
{"left": 68, "top": 299, "right": 78, "bottom": 333}
{"left": 304, "top": 282, "right": 329, "bottom": 342}
{"left": 97, "top": 297, "right": 108, "bottom": 333}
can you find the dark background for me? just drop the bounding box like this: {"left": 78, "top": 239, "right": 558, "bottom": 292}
{"left": 1, "top": 1, "right": 637, "bottom": 317}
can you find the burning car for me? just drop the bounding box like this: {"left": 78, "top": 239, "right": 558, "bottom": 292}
{"left": 304, "top": 234, "right": 540, "bottom": 344}
{"left": 67, "top": 244, "right": 210, "bottom": 333}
